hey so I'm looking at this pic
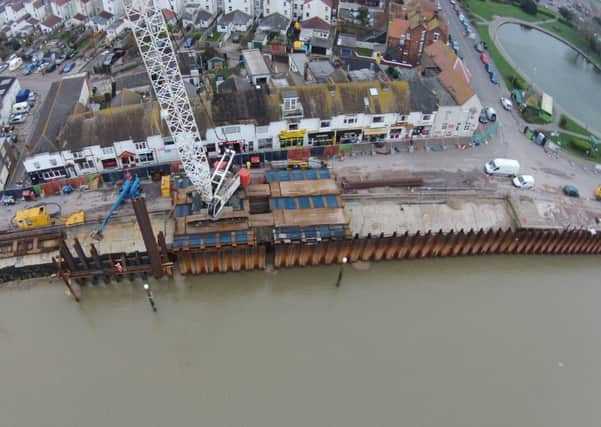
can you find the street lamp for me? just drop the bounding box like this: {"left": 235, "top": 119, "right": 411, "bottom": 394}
{"left": 335, "top": 256, "right": 348, "bottom": 288}
{"left": 143, "top": 283, "right": 157, "bottom": 312}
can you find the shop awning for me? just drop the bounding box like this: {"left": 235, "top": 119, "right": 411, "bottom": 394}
{"left": 279, "top": 129, "right": 306, "bottom": 139}
{"left": 363, "top": 127, "right": 389, "bottom": 136}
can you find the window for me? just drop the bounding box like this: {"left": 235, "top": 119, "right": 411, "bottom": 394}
{"left": 135, "top": 141, "right": 148, "bottom": 150}
{"left": 433, "top": 32, "right": 440, "bottom": 42}
{"left": 164, "top": 139, "right": 175, "bottom": 145}
{"left": 50, "top": 158, "right": 57, "bottom": 166}
{"left": 373, "top": 116, "right": 383, "bottom": 123}
{"left": 283, "top": 98, "right": 297, "bottom": 111}
{"left": 320, "top": 120, "right": 330, "bottom": 128}
{"left": 258, "top": 138, "right": 272, "bottom": 149}
{"left": 289, "top": 123, "right": 299, "bottom": 130}
{"left": 343, "top": 116, "right": 357, "bottom": 124}
{"left": 423, "top": 114, "right": 432, "bottom": 121}
{"left": 228, "top": 6, "right": 232, "bottom": 11}
{"left": 306, "top": 12, "right": 309, "bottom": 17}
{"left": 442, "top": 123, "right": 447, "bottom": 130}
{"left": 464, "top": 122, "right": 471, "bottom": 131}
{"left": 85, "top": 160, "right": 95, "bottom": 169}
{"left": 139, "top": 152, "right": 155, "bottom": 162}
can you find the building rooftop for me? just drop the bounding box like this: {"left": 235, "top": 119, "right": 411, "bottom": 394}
{"left": 388, "top": 18, "right": 409, "bottom": 39}
{"left": 423, "top": 41, "right": 474, "bottom": 105}
{"left": 42, "top": 14, "right": 61, "bottom": 27}
{"left": 0, "top": 76, "right": 16, "bottom": 101}
{"left": 30, "top": 75, "right": 88, "bottom": 153}
{"left": 305, "top": 0, "right": 333, "bottom": 7}
{"left": 242, "top": 49, "right": 270, "bottom": 76}
{"left": 218, "top": 75, "right": 253, "bottom": 94}
{"left": 58, "top": 102, "right": 167, "bottom": 150}
{"left": 98, "top": 10, "right": 113, "bottom": 20}
{"left": 258, "top": 12, "right": 290, "bottom": 32}
{"left": 307, "top": 60, "right": 335, "bottom": 82}
{"left": 301, "top": 16, "right": 330, "bottom": 31}
{"left": 218, "top": 9, "right": 251, "bottom": 25}
{"left": 195, "top": 8, "right": 213, "bottom": 21}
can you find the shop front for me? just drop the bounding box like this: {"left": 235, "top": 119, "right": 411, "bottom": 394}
{"left": 307, "top": 131, "right": 335, "bottom": 146}
{"left": 335, "top": 128, "right": 363, "bottom": 144}
{"left": 389, "top": 122, "right": 412, "bottom": 140}
{"left": 363, "top": 127, "right": 389, "bottom": 143}
{"left": 279, "top": 129, "right": 306, "bottom": 148}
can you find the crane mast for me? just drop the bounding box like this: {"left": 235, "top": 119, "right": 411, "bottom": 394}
{"left": 123, "top": 0, "right": 239, "bottom": 217}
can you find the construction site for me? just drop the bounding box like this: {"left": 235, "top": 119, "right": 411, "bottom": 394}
{"left": 3, "top": 1, "right": 601, "bottom": 298}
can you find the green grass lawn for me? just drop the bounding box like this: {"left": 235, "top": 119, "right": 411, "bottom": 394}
{"left": 548, "top": 132, "right": 601, "bottom": 162}
{"left": 540, "top": 20, "right": 601, "bottom": 68}
{"left": 207, "top": 31, "right": 222, "bottom": 42}
{"left": 464, "top": 0, "right": 547, "bottom": 22}
{"left": 475, "top": 24, "right": 520, "bottom": 87}
{"left": 559, "top": 114, "right": 595, "bottom": 137}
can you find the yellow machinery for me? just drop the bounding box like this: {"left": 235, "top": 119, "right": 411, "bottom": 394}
{"left": 14, "top": 206, "right": 85, "bottom": 230}
{"left": 15, "top": 206, "right": 51, "bottom": 230}
{"left": 161, "top": 175, "right": 171, "bottom": 198}
{"left": 595, "top": 186, "right": 601, "bottom": 201}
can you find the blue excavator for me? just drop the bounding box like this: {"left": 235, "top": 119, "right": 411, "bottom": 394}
{"left": 92, "top": 173, "right": 141, "bottom": 240}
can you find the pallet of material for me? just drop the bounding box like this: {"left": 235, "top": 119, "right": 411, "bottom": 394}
{"left": 244, "top": 184, "right": 271, "bottom": 198}
{"left": 273, "top": 208, "right": 347, "bottom": 227}
{"left": 277, "top": 179, "right": 340, "bottom": 197}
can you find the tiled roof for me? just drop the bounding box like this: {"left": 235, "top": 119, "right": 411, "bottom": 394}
{"left": 98, "top": 10, "right": 113, "bottom": 19}
{"left": 33, "top": 0, "right": 44, "bottom": 8}
{"left": 72, "top": 13, "right": 86, "bottom": 21}
{"left": 301, "top": 16, "right": 330, "bottom": 31}
{"left": 42, "top": 14, "right": 61, "bottom": 27}
{"left": 162, "top": 8, "right": 176, "bottom": 20}
{"left": 388, "top": 18, "right": 409, "bottom": 39}
{"left": 423, "top": 41, "right": 474, "bottom": 105}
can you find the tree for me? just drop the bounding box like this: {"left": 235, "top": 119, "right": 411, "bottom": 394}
{"left": 520, "top": 0, "right": 538, "bottom": 15}
{"left": 558, "top": 7, "right": 574, "bottom": 22}
{"left": 357, "top": 7, "right": 369, "bottom": 26}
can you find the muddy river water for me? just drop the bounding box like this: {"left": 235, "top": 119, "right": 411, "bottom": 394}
{"left": 1, "top": 256, "right": 600, "bottom": 427}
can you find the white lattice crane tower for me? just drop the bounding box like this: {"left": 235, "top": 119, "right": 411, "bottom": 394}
{"left": 123, "top": 0, "right": 239, "bottom": 217}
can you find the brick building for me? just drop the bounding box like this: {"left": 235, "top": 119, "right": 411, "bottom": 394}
{"left": 385, "top": 0, "right": 447, "bottom": 66}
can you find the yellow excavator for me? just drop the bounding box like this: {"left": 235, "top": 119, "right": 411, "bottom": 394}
{"left": 14, "top": 204, "right": 85, "bottom": 230}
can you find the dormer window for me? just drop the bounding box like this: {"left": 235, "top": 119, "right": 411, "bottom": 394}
{"left": 284, "top": 97, "right": 297, "bottom": 111}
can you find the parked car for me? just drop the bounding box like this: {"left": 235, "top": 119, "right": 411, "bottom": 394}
{"left": 9, "top": 114, "right": 26, "bottom": 124}
{"left": 490, "top": 71, "right": 499, "bottom": 84}
{"left": 1, "top": 195, "right": 15, "bottom": 206}
{"left": 183, "top": 36, "right": 194, "bottom": 48}
{"left": 513, "top": 175, "right": 535, "bottom": 189}
{"left": 55, "top": 54, "right": 66, "bottom": 65}
{"left": 22, "top": 63, "right": 36, "bottom": 75}
{"left": 45, "top": 62, "right": 56, "bottom": 72}
{"left": 500, "top": 97, "right": 513, "bottom": 110}
{"left": 62, "top": 62, "right": 76, "bottom": 73}
{"left": 479, "top": 107, "right": 497, "bottom": 123}
{"left": 480, "top": 53, "right": 489, "bottom": 64}
{"left": 563, "top": 185, "right": 580, "bottom": 197}
{"left": 0, "top": 63, "right": 8, "bottom": 72}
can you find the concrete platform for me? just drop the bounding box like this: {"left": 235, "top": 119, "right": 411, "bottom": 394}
{"left": 346, "top": 196, "right": 515, "bottom": 236}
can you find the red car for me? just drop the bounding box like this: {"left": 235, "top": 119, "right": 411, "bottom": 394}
{"left": 480, "top": 53, "right": 489, "bottom": 65}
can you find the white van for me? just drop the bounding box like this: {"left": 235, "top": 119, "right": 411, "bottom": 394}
{"left": 513, "top": 175, "right": 535, "bottom": 189}
{"left": 12, "top": 101, "right": 30, "bottom": 114}
{"left": 8, "top": 57, "right": 23, "bottom": 71}
{"left": 484, "top": 158, "right": 520, "bottom": 176}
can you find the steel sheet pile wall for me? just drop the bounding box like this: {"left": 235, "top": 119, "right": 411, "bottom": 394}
{"left": 177, "top": 246, "right": 266, "bottom": 274}
{"left": 274, "top": 228, "right": 601, "bottom": 267}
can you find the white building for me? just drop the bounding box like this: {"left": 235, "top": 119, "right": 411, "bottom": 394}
{"left": 299, "top": 16, "right": 329, "bottom": 41}
{"left": 51, "top": 0, "right": 76, "bottom": 19}
{"left": 41, "top": 13, "right": 62, "bottom": 31}
{"left": 75, "top": 0, "right": 95, "bottom": 18}
{"left": 241, "top": 49, "right": 271, "bottom": 85}
{"left": 25, "top": 0, "right": 48, "bottom": 21}
{"left": 0, "top": 77, "right": 21, "bottom": 126}
{"left": 262, "top": 0, "right": 291, "bottom": 19}
{"left": 93, "top": 0, "right": 123, "bottom": 18}
{"left": 302, "top": 0, "right": 331, "bottom": 23}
